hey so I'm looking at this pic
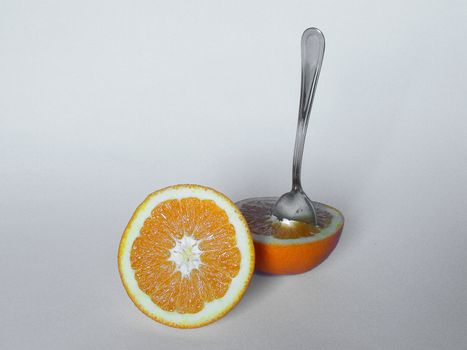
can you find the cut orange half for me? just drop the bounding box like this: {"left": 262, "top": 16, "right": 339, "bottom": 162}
{"left": 118, "top": 184, "right": 255, "bottom": 328}
{"left": 237, "top": 198, "right": 344, "bottom": 275}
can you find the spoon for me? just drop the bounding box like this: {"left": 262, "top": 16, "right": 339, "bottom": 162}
{"left": 271, "top": 27, "right": 325, "bottom": 226}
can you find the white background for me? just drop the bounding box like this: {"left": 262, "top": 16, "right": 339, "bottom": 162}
{"left": 1, "top": 1, "right": 466, "bottom": 349}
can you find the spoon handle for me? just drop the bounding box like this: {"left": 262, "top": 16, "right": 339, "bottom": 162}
{"left": 292, "top": 28, "right": 325, "bottom": 191}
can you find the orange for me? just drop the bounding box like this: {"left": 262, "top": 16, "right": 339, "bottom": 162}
{"left": 118, "top": 184, "right": 255, "bottom": 328}
{"left": 237, "top": 198, "right": 344, "bottom": 275}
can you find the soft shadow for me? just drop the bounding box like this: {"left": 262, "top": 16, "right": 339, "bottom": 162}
{"left": 231, "top": 271, "right": 278, "bottom": 312}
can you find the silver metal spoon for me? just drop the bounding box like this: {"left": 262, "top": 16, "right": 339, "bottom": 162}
{"left": 272, "top": 27, "right": 325, "bottom": 225}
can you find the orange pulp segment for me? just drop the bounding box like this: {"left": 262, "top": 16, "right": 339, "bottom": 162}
{"left": 130, "top": 198, "right": 241, "bottom": 314}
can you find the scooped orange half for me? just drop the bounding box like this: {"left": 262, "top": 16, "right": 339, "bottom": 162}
{"left": 118, "top": 184, "right": 255, "bottom": 328}
{"left": 237, "top": 198, "right": 344, "bottom": 275}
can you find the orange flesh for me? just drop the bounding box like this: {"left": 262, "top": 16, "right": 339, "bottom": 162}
{"left": 271, "top": 210, "right": 333, "bottom": 238}
{"left": 271, "top": 221, "right": 321, "bottom": 239}
{"left": 130, "top": 198, "right": 241, "bottom": 314}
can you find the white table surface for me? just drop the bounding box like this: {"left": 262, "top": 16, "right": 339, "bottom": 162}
{"left": 1, "top": 1, "right": 466, "bottom": 349}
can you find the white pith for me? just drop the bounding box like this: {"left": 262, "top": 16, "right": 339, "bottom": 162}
{"left": 119, "top": 186, "right": 253, "bottom": 327}
{"left": 168, "top": 235, "right": 202, "bottom": 278}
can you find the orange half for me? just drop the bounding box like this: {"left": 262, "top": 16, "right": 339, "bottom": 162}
{"left": 237, "top": 198, "right": 344, "bottom": 275}
{"left": 118, "top": 185, "right": 255, "bottom": 328}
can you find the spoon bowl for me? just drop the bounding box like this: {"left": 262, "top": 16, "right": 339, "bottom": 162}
{"left": 272, "top": 188, "right": 317, "bottom": 224}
